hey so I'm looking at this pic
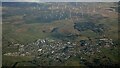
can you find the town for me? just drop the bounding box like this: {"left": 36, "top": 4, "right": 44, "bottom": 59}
{"left": 3, "top": 37, "right": 115, "bottom": 66}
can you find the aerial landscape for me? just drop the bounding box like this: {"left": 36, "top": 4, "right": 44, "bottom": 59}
{"left": 2, "top": 2, "right": 120, "bottom": 67}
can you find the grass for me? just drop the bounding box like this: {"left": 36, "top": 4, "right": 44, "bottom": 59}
{"left": 64, "top": 57, "right": 81, "bottom": 66}
{"left": 2, "top": 23, "right": 51, "bottom": 44}
{"left": 99, "top": 47, "right": 120, "bottom": 63}
{"left": 2, "top": 55, "right": 34, "bottom": 66}
{"left": 80, "top": 29, "right": 99, "bottom": 38}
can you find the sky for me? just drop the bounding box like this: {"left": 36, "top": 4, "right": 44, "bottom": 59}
{"left": 1, "top": 0, "right": 120, "bottom": 2}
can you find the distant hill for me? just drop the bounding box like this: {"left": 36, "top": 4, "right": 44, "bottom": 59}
{"left": 2, "top": 2, "right": 41, "bottom": 7}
